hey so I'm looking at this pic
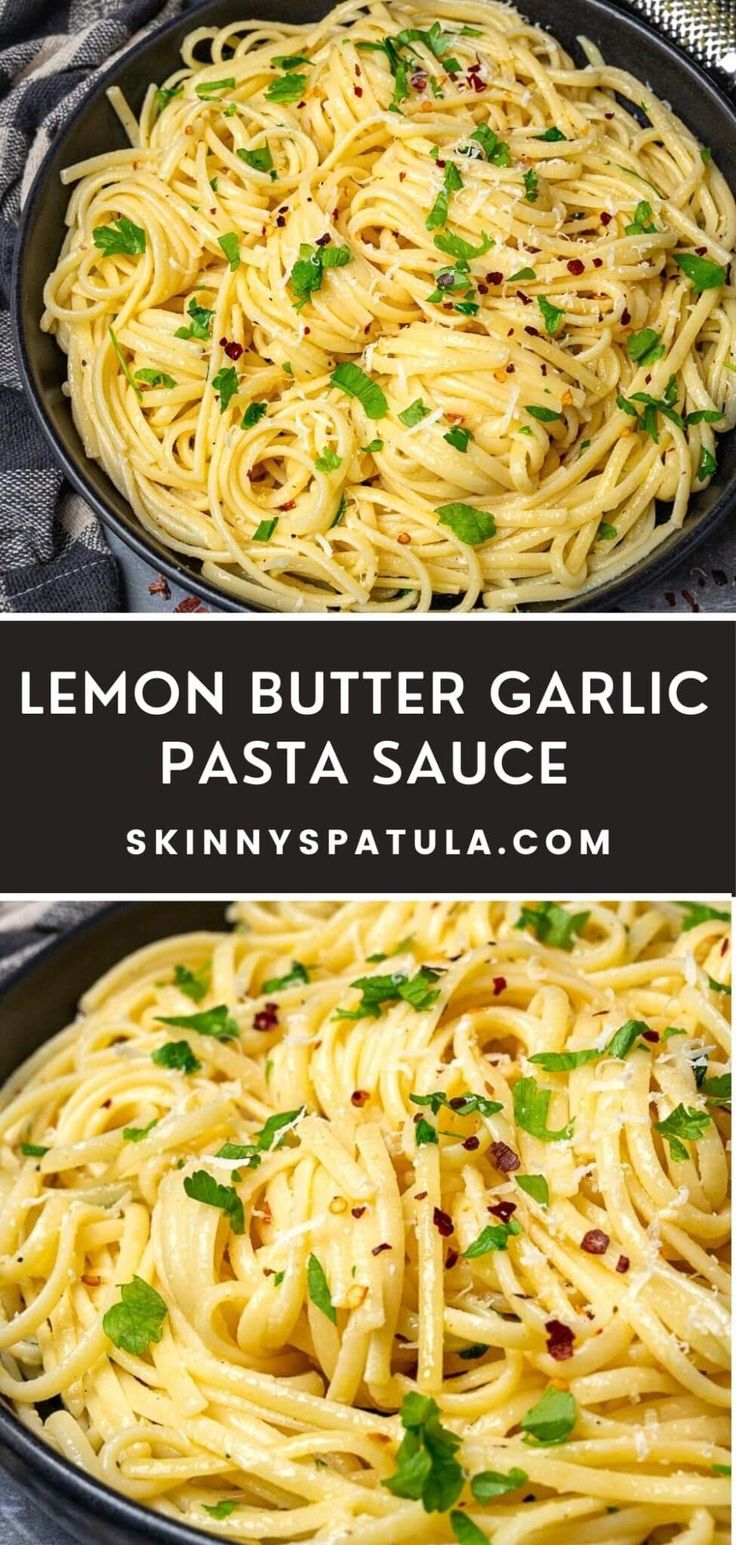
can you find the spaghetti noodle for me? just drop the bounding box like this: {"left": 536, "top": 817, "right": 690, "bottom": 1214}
{"left": 0, "top": 899, "right": 730, "bottom": 1541}
{"left": 42, "top": 1, "right": 736, "bottom": 610}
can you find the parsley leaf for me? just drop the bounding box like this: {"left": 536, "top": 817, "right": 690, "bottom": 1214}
{"left": 122, "top": 1119, "right": 158, "bottom": 1143}
{"left": 19, "top": 1142, "right": 49, "bottom": 1158}
{"left": 654, "top": 1104, "right": 710, "bottom": 1162}
{"left": 415, "top": 1117, "right": 439, "bottom": 1146}
{"left": 708, "top": 977, "right": 731, "bottom": 995}
{"left": 216, "top": 1141, "right": 261, "bottom": 1167}
{"left": 243, "top": 401, "right": 267, "bottom": 428}
{"left": 203, "top": 1501, "right": 239, "bottom": 1519}
{"left": 211, "top": 366, "right": 239, "bottom": 413}
{"left": 93, "top": 217, "right": 146, "bottom": 257}
{"left": 450, "top": 1515, "right": 489, "bottom": 1545}
{"left": 265, "top": 72, "right": 308, "bottom": 103}
{"left": 597, "top": 521, "right": 617, "bottom": 541}
{"left": 529, "top": 1048, "right": 599, "bottom": 1072}
{"left": 383, "top": 1393, "right": 464, "bottom": 1512}
{"left": 262, "top": 961, "right": 310, "bottom": 993}
{"left": 535, "top": 127, "right": 566, "bottom": 142}
{"left": 399, "top": 398, "right": 430, "bottom": 427}
{"left": 135, "top": 368, "right": 176, "bottom": 389}
{"left": 436, "top": 503, "right": 495, "bottom": 544}
{"left": 290, "top": 242, "right": 351, "bottom": 309}
{"left": 427, "top": 162, "right": 463, "bottom": 230}
{"left": 218, "top": 232, "right": 240, "bottom": 271}
{"left": 156, "top": 1004, "right": 239, "bottom": 1040}
{"left": 513, "top": 1077, "right": 574, "bottom": 1142}
{"left": 196, "top": 78, "right": 236, "bottom": 99}
{"left": 676, "top": 902, "right": 730, "bottom": 930}
{"left": 254, "top": 1108, "right": 305, "bottom": 1150}
{"left": 703, "top": 1074, "right": 730, "bottom": 1110}
{"left": 458, "top": 1343, "right": 488, "bottom": 1360}
{"left": 509, "top": 266, "right": 536, "bottom": 282}
{"left": 515, "top": 902, "right": 589, "bottom": 949}
{"left": 605, "top": 1020, "right": 651, "bottom": 1059}
{"left": 410, "top": 1091, "right": 502, "bottom": 1118}
{"left": 184, "top": 1170, "right": 245, "bottom": 1232}
{"left": 526, "top": 404, "right": 562, "bottom": 422}
{"left": 102, "top": 1276, "right": 167, "bottom": 1355}
{"left": 516, "top": 1174, "right": 549, "bottom": 1207}
{"left": 523, "top": 168, "right": 539, "bottom": 202}
{"left": 468, "top": 124, "right": 510, "bottom": 165}
{"left": 444, "top": 425, "right": 472, "bottom": 452}
{"left": 336, "top": 968, "right": 441, "bottom": 1020}
{"left": 175, "top": 298, "right": 215, "bottom": 341}
{"left": 537, "top": 295, "right": 564, "bottom": 335}
{"left": 173, "top": 963, "right": 210, "bottom": 1002}
{"left": 307, "top": 1253, "right": 337, "bottom": 1322}
{"left": 471, "top": 1467, "right": 528, "bottom": 1501}
{"left": 253, "top": 517, "right": 278, "bottom": 542}
{"left": 272, "top": 52, "right": 311, "bottom": 67}
{"left": 626, "top": 327, "right": 665, "bottom": 366}
{"left": 624, "top": 200, "right": 657, "bottom": 235}
{"left": 698, "top": 446, "right": 717, "bottom": 484}
{"left": 154, "top": 83, "right": 183, "bottom": 115}
{"left": 433, "top": 231, "right": 493, "bottom": 262}
{"left": 363, "top": 438, "right": 384, "bottom": 453}
{"left": 238, "top": 143, "right": 274, "bottom": 174}
{"left": 331, "top": 362, "right": 387, "bottom": 419}
{"left": 463, "top": 1218, "right": 522, "bottom": 1257}
{"left": 521, "top": 1387, "right": 577, "bottom": 1446}
{"left": 674, "top": 253, "right": 726, "bottom": 292}
{"left": 315, "top": 446, "right": 342, "bottom": 472}
{"left": 152, "top": 1041, "right": 201, "bottom": 1074}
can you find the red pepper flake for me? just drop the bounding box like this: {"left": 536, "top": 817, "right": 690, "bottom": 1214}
{"left": 415, "top": 1190, "right": 428, "bottom": 1201}
{"left": 469, "top": 76, "right": 486, "bottom": 93}
{"left": 253, "top": 1002, "right": 279, "bottom": 1032}
{"left": 462, "top": 1135, "right": 480, "bottom": 1151}
{"left": 600, "top": 211, "right": 612, "bottom": 226}
{"left": 580, "top": 1228, "right": 609, "bottom": 1255}
{"left": 477, "top": 283, "right": 488, "bottom": 295}
{"left": 354, "top": 85, "right": 363, "bottom": 96}
{"left": 224, "top": 340, "right": 244, "bottom": 361}
{"left": 351, "top": 1089, "right": 370, "bottom": 1106}
{"left": 621, "top": 307, "right": 631, "bottom": 325}
{"left": 433, "top": 1206, "right": 454, "bottom": 1237}
{"left": 604, "top": 112, "right": 614, "bottom": 120}
{"left": 316, "top": 233, "right": 331, "bottom": 247}
{"left": 518, "top": 292, "right": 532, "bottom": 305}
{"left": 351, "top": 1205, "right": 366, "bottom": 1218}
{"left": 372, "top": 1241, "right": 392, "bottom": 1255}
{"left": 148, "top": 574, "right": 171, "bottom": 599}
{"left": 102, "top": 1099, "right": 112, "bottom": 1109}
{"left": 399, "top": 171, "right": 406, "bottom": 181}
{"left": 445, "top": 1247, "right": 459, "bottom": 1268}
{"left": 721, "top": 938, "right": 729, "bottom": 956}
{"left": 410, "top": 73, "right": 427, "bottom": 91}
{"left": 486, "top": 271, "right": 503, "bottom": 285}
{"left": 304, "top": 326, "right": 311, "bottom": 335}
{"left": 276, "top": 215, "right": 286, "bottom": 227}
{"left": 489, "top": 1200, "right": 517, "bottom": 1222}
{"left": 490, "top": 1141, "right": 520, "bottom": 1173}
{"left": 436, "top": 159, "right": 446, "bottom": 169}
{"left": 493, "top": 976, "right": 507, "bottom": 995}
{"left": 642, "top": 1029, "right": 659, "bottom": 1043}
{"left": 567, "top": 258, "right": 585, "bottom": 275}
{"left": 616, "top": 1254, "right": 630, "bottom": 1273}
{"left": 696, "top": 246, "right": 707, "bottom": 256}
{"left": 280, "top": 500, "right": 296, "bottom": 511}
{"left": 593, "top": 257, "right": 603, "bottom": 268}
{"left": 506, "top": 363, "right": 515, "bottom": 373}
{"left": 173, "top": 596, "right": 208, "bottom": 613}
{"left": 525, "top": 325, "right": 540, "bottom": 337}
{"left": 355, "top": 64, "right": 361, "bottom": 75}
{"left": 545, "top": 1319, "right": 575, "bottom": 1360}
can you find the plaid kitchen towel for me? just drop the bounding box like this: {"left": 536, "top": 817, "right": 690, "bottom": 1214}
{"left": 0, "top": 899, "right": 105, "bottom": 981}
{"left": 0, "top": 0, "right": 734, "bottom": 614}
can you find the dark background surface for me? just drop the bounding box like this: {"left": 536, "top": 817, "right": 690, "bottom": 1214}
{"left": 2, "top": 617, "right": 734, "bottom": 893}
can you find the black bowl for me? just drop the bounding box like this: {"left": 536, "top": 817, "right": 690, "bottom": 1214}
{"left": 0, "top": 902, "right": 235, "bottom": 1545}
{"left": 12, "top": 0, "right": 736, "bottom": 612}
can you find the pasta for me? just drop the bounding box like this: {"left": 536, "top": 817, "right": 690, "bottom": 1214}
{"left": 42, "top": 1, "right": 736, "bottom": 612}
{"left": 0, "top": 898, "right": 730, "bottom": 1544}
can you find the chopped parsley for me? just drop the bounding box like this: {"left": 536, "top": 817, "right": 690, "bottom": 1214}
{"left": 616, "top": 375, "right": 683, "bottom": 441}
{"left": 211, "top": 366, "right": 239, "bottom": 413}
{"left": 529, "top": 1048, "right": 599, "bottom": 1072}
{"left": 471, "top": 1467, "right": 528, "bottom": 1501}
{"left": 253, "top": 1108, "right": 305, "bottom": 1150}
{"left": 102, "top": 1276, "right": 167, "bottom": 1355}
{"left": 436, "top": 503, "right": 495, "bottom": 544}
{"left": 597, "top": 522, "right": 617, "bottom": 541}
{"left": 444, "top": 425, "right": 472, "bottom": 452}
{"left": 450, "top": 1515, "right": 489, "bottom": 1545}
{"left": 513, "top": 1077, "right": 574, "bottom": 1142}
{"left": 463, "top": 1217, "right": 522, "bottom": 1257}
{"left": 203, "top": 1501, "right": 239, "bottom": 1520}
{"left": 523, "top": 168, "right": 539, "bottom": 202}
{"left": 173, "top": 963, "right": 210, "bottom": 1002}
{"left": 290, "top": 241, "right": 351, "bottom": 309}
{"left": 19, "top": 1142, "right": 49, "bottom": 1158}
{"left": 382, "top": 1392, "right": 464, "bottom": 1512}
{"left": 626, "top": 327, "right": 664, "bottom": 366}
{"left": 254, "top": 517, "right": 278, "bottom": 542}
{"left": 243, "top": 401, "right": 268, "bottom": 428}
{"left": 535, "top": 127, "right": 566, "bottom": 142}
{"left": 415, "top": 1116, "right": 439, "bottom": 1146}
{"left": 156, "top": 1004, "right": 239, "bottom": 1040}
{"left": 677, "top": 901, "right": 730, "bottom": 929}
{"left": 216, "top": 1141, "right": 261, "bottom": 1167}
{"left": 336, "top": 967, "right": 441, "bottom": 1020}
{"left": 93, "top": 217, "right": 146, "bottom": 257}
{"left": 238, "top": 143, "right": 275, "bottom": 175}
{"left": 624, "top": 200, "right": 657, "bottom": 235}
{"left": 398, "top": 399, "right": 430, "bottom": 427}
{"left": 654, "top": 1104, "right": 711, "bottom": 1162}
{"left": 509, "top": 266, "right": 536, "bottom": 282}
{"left": 122, "top": 1119, "right": 158, "bottom": 1143}
{"left": 427, "top": 162, "right": 463, "bottom": 231}
{"left": 307, "top": 1253, "right": 337, "bottom": 1323}
{"left": 218, "top": 232, "right": 240, "bottom": 271}
{"left": 526, "top": 404, "right": 562, "bottom": 422}
{"left": 521, "top": 1387, "right": 577, "bottom": 1446}
{"left": 135, "top": 368, "right": 176, "bottom": 389}
{"left": 109, "top": 327, "right": 140, "bottom": 397}
{"left": 515, "top": 901, "right": 589, "bottom": 949}
{"left": 673, "top": 253, "right": 726, "bottom": 292}
{"left": 261, "top": 961, "right": 310, "bottom": 992}
{"left": 154, "top": 83, "right": 183, "bottom": 115}
{"left": 516, "top": 1174, "right": 549, "bottom": 1207}
{"left": 330, "top": 362, "right": 388, "bottom": 419}
{"left": 537, "top": 295, "right": 564, "bottom": 335}
{"left": 196, "top": 77, "right": 236, "bottom": 99}
{"left": 152, "top": 1041, "right": 201, "bottom": 1074}
{"left": 315, "top": 446, "right": 342, "bottom": 471}
{"left": 176, "top": 298, "right": 215, "bottom": 341}
{"left": 410, "top": 1091, "right": 502, "bottom": 1118}
{"left": 433, "top": 231, "right": 493, "bottom": 262}
{"left": 265, "top": 72, "right": 308, "bottom": 103}
{"left": 468, "top": 123, "right": 510, "bottom": 166}
{"left": 271, "top": 52, "right": 311, "bottom": 67}
{"left": 184, "top": 1170, "right": 245, "bottom": 1233}
{"left": 698, "top": 447, "right": 717, "bottom": 479}
{"left": 703, "top": 1074, "right": 730, "bottom": 1110}
{"left": 363, "top": 438, "right": 384, "bottom": 453}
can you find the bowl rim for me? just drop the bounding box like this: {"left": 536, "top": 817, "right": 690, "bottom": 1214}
{"left": 10, "top": 0, "right": 736, "bottom": 614}
{"left": 0, "top": 900, "right": 243, "bottom": 1545}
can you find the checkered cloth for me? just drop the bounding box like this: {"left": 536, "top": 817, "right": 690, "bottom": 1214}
{"left": 0, "top": 900, "right": 104, "bottom": 981}
{"left": 0, "top": 0, "right": 734, "bottom": 613}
